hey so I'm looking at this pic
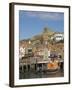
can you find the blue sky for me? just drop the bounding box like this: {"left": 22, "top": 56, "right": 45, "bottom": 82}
{"left": 19, "top": 10, "right": 64, "bottom": 40}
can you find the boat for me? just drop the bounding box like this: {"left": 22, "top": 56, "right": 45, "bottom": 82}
{"left": 46, "top": 60, "right": 60, "bottom": 73}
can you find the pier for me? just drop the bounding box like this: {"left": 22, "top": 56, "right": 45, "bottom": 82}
{"left": 19, "top": 56, "right": 64, "bottom": 73}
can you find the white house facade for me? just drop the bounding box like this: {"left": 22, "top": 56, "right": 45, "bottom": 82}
{"left": 51, "top": 33, "right": 64, "bottom": 42}
{"left": 19, "top": 47, "right": 25, "bottom": 59}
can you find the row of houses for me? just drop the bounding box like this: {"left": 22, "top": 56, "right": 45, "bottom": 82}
{"left": 19, "top": 43, "right": 62, "bottom": 61}
{"left": 19, "top": 32, "right": 64, "bottom": 59}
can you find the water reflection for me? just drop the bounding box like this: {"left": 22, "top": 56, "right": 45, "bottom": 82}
{"left": 19, "top": 69, "right": 64, "bottom": 79}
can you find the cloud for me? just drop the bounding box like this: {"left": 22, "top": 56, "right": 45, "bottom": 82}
{"left": 24, "top": 11, "right": 64, "bottom": 21}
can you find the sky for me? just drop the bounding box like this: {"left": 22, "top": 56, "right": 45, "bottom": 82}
{"left": 19, "top": 10, "right": 64, "bottom": 40}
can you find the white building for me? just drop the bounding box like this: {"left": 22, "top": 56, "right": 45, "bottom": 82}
{"left": 19, "top": 47, "right": 25, "bottom": 59}
{"left": 43, "top": 48, "right": 51, "bottom": 61}
{"left": 51, "top": 33, "right": 64, "bottom": 42}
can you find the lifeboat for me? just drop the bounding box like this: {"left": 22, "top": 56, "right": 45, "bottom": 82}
{"left": 47, "top": 60, "right": 60, "bottom": 72}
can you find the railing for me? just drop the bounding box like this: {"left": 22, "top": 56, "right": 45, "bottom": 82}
{"left": 20, "top": 56, "right": 64, "bottom": 66}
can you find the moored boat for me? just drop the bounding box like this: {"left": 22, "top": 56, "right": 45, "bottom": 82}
{"left": 46, "top": 60, "right": 60, "bottom": 72}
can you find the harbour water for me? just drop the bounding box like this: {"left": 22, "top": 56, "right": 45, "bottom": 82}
{"left": 19, "top": 69, "right": 64, "bottom": 79}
